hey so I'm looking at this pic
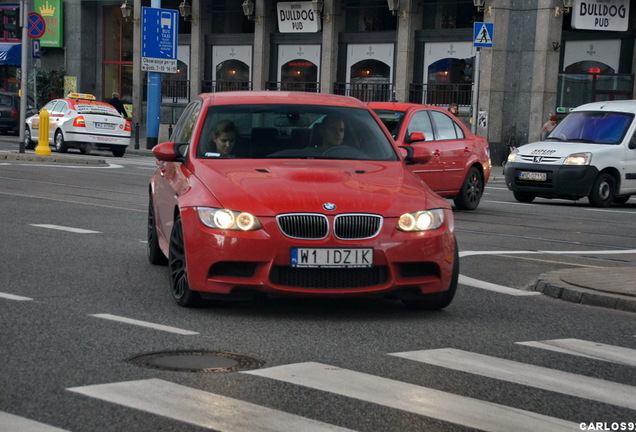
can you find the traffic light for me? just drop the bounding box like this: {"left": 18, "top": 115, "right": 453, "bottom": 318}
{"left": 0, "top": 7, "right": 21, "bottom": 38}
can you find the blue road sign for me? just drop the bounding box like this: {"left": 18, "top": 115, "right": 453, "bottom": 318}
{"left": 473, "top": 22, "right": 494, "bottom": 48}
{"left": 27, "top": 12, "right": 46, "bottom": 39}
{"left": 142, "top": 7, "right": 178, "bottom": 60}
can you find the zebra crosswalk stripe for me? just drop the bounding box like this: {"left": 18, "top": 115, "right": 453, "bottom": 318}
{"left": 389, "top": 348, "right": 636, "bottom": 410}
{"left": 244, "top": 362, "right": 579, "bottom": 432}
{"left": 516, "top": 338, "right": 636, "bottom": 367}
{"left": 0, "top": 411, "right": 71, "bottom": 432}
{"left": 67, "top": 378, "right": 355, "bottom": 432}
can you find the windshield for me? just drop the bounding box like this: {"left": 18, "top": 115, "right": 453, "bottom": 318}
{"left": 547, "top": 111, "right": 634, "bottom": 144}
{"left": 372, "top": 109, "right": 405, "bottom": 138}
{"left": 196, "top": 104, "right": 398, "bottom": 161}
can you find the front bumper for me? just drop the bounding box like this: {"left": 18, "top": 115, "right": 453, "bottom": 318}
{"left": 504, "top": 162, "right": 599, "bottom": 199}
{"left": 180, "top": 207, "right": 457, "bottom": 299}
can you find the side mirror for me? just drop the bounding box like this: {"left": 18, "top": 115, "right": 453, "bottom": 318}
{"left": 629, "top": 134, "right": 636, "bottom": 150}
{"left": 406, "top": 131, "right": 426, "bottom": 144}
{"left": 152, "top": 141, "right": 188, "bottom": 162}
{"left": 400, "top": 145, "right": 431, "bottom": 164}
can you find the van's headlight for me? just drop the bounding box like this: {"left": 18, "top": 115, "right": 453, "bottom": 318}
{"left": 507, "top": 151, "right": 518, "bottom": 163}
{"left": 398, "top": 209, "right": 445, "bottom": 231}
{"left": 564, "top": 152, "right": 592, "bottom": 166}
{"left": 197, "top": 208, "right": 262, "bottom": 231}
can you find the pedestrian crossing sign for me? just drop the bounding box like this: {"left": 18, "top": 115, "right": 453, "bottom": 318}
{"left": 474, "top": 22, "right": 494, "bottom": 47}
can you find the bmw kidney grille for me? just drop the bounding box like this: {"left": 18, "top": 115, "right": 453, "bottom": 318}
{"left": 276, "top": 213, "right": 382, "bottom": 240}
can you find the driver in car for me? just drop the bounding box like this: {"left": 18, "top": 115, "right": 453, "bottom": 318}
{"left": 316, "top": 114, "right": 345, "bottom": 152}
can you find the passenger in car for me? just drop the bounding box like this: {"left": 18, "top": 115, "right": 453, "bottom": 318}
{"left": 206, "top": 119, "right": 239, "bottom": 157}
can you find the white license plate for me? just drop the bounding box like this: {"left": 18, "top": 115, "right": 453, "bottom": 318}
{"left": 94, "top": 122, "right": 115, "bottom": 130}
{"left": 291, "top": 247, "right": 373, "bottom": 268}
{"left": 518, "top": 171, "right": 547, "bottom": 181}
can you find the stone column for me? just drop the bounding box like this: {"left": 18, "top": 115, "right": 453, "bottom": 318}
{"left": 320, "top": 0, "right": 345, "bottom": 94}
{"left": 252, "top": 0, "right": 273, "bottom": 90}
{"left": 478, "top": 0, "right": 563, "bottom": 165}
{"left": 189, "top": 0, "right": 205, "bottom": 98}
{"left": 394, "top": 0, "right": 417, "bottom": 102}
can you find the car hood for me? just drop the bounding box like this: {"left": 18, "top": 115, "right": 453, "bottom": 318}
{"left": 191, "top": 159, "right": 443, "bottom": 216}
{"left": 517, "top": 141, "right": 611, "bottom": 157}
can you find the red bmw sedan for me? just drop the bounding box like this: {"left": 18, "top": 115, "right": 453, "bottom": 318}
{"left": 369, "top": 102, "right": 491, "bottom": 210}
{"left": 149, "top": 92, "right": 458, "bottom": 310}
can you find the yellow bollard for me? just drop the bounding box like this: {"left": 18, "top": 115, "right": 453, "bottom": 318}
{"left": 35, "top": 108, "right": 52, "bottom": 156}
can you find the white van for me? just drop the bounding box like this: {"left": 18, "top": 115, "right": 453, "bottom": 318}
{"left": 504, "top": 100, "right": 636, "bottom": 207}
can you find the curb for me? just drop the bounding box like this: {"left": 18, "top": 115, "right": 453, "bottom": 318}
{"left": 533, "top": 270, "right": 636, "bottom": 313}
{"left": 1, "top": 152, "right": 107, "bottom": 165}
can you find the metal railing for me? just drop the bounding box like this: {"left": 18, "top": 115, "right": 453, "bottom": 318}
{"left": 333, "top": 82, "right": 394, "bottom": 102}
{"left": 201, "top": 80, "right": 252, "bottom": 92}
{"left": 409, "top": 83, "right": 473, "bottom": 107}
{"left": 266, "top": 81, "right": 319, "bottom": 92}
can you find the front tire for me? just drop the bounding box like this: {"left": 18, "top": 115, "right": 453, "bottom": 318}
{"left": 112, "top": 148, "right": 126, "bottom": 157}
{"left": 588, "top": 172, "right": 615, "bottom": 208}
{"left": 402, "top": 239, "right": 459, "bottom": 311}
{"left": 24, "top": 127, "right": 35, "bottom": 150}
{"left": 453, "top": 166, "right": 483, "bottom": 210}
{"left": 513, "top": 191, "right": 536, "bottom": 203}
{"left": 54, "top": 130, "right": 68, "bottom": 153}
{"left": 168, "top": 214, "right": 200, "bottom": 307}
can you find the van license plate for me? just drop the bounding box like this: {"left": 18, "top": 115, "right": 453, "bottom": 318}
{"left": 518, "top": 171, "right": 547, "bottom": 181}
{"left": 291, "top": 248, "right": 373, "bottom": 268}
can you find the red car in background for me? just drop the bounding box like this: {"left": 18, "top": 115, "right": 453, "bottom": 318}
{"left": 369, "top": 102, "right": 491, "bottom": 210}
{"left": 149, "top": 91, "right": 458, "bottom": 310}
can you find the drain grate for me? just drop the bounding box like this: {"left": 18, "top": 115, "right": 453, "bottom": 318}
{"left": 128, "top": 350, "right": 265, "bottom": 373}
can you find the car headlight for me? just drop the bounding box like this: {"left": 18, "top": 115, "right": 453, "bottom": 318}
{"left": 506, "top": 151, "right": 518, "bottom": 163}
{"left": 564, "top": 152, "right": 592, "bottom": 166}
{"left": 197, "top": 207, "right": 262, "bottom": 231}
{"left": 398, "top": 209, "right": 445, "bottom": 231}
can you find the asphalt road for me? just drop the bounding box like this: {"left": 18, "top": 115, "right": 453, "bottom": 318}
{"left": 1, "top": 142, "right": 635, "bottom": 432}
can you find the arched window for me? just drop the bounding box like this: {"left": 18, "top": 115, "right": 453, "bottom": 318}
{"left": 349, "top": 60, "right": 391, "bottom": 101}
{"left": 280, "top": 59, "right": 318, "bottom": 92}
{"left": 215, "top": 59, "right": 250, "bottom": 91}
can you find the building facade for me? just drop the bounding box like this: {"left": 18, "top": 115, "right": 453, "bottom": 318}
{"left": 2, "top": 0, "right": 634, "bottom": 163}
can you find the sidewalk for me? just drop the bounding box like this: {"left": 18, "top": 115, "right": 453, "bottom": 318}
{"left": 533, "top": 267, "right": 636, "bottom": 313}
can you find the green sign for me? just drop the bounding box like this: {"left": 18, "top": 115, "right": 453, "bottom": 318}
{"left": 34, "top": 0, "right": 63, "bottom": 48}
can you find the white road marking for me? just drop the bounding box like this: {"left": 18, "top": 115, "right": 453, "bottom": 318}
{"left": 68, "top": 378, "right": 356, "bottom": 432}
{"left": 458, "top": 275, "right": 540, "bottom": 296}
{"left": 459, "top": 249, "right": 636, "bottom": 295}
{"left": 516, "top": 339, "right": 636, "bottom": 367}
{"left": 0, "top": 411, "right": 70, "bottom": 432}
{"left": 390, "top": 348, "right": 636, "bottom": 410}
{"left": 29, "top": 224, "right": 102, "bottom": 234}
{"left": 90, "top": 313, "right": 199, "bottom": 335}
{"left": 245, "top": 362, "right": 578, "bottom": 432}
{"left": 0, "top": 292, "right": 33, "bottom": 301}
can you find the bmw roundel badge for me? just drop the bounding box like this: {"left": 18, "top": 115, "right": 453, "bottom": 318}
{"left": 323, "top": 202, "right": 336, "bottom": 211}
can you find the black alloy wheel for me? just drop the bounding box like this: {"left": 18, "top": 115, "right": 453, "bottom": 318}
{"left": 453, "top": 166, "right": 483, "bottom": 210}
{"left": 168, "top": 214, "right": 200, "bottom": 307}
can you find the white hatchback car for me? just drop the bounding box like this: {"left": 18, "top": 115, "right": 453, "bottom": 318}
{"left": 25, "top": 93, "right": 132, "bottom": 157}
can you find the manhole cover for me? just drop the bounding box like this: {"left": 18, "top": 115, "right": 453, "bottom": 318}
{"left": 128, "top": 350, "right": 265, "bottom": 372}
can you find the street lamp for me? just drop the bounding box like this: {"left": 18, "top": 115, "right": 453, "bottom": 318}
{"left": 178, "top": 0, "right": 192, "bottom": 21}
{"left": 242, "top": 0, "right": 255, "bottom": 20}
{"left": 120, "top": 0, "right": 133, "bottom": 21}
{"left": 387, "top": 0, "right": 399, "bottom": 15}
